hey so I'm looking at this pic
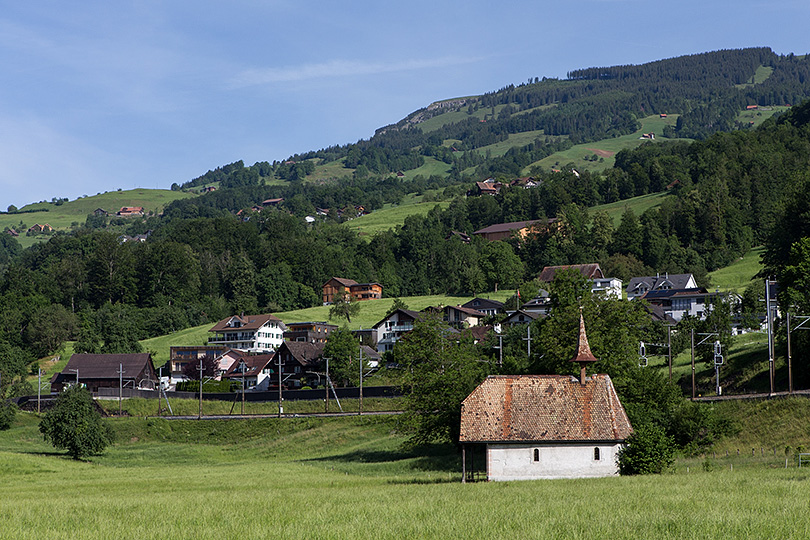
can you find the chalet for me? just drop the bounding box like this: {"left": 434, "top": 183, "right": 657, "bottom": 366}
{"left": 221, "top": 353, "right": 276, "bottom": 391}
{"left": 474, "top": 181, "right": 501, "bottom": 196}
{"left": 168, "top": 345, "right": 226, "bottom": 381}
{"left": 425, "top": 305, "right": 487, "bottom": 330}
{"left": 274, "top": 341, "right": 324, "bottom": 388}
{"left": 639, "top": 132, "right": 655, "bottom": 140}
{"left": 502, "top": 309, "right": 541, "bottom": 326}
{"left": 459, "top": 315, "right": 632, "bottom": 481}
{"left": 27, "top": 223, "right": 53, "bottom": 234}
{"left": 521, "top": 289, "right": 551, "bottom": 315}
{"left": 445, "top": 230, "right": 471, "bottom": 244}
{"left": 462, "top": 298, "right": 505, "bottom": 317}
{"left": 202, "top": 186, "right": 217, "bottom": 193}
{"left": 283, "top": 321, "right": 338, "bottom": 344}
{"left": 93, "top": 208, "right": 109, "bottom": 217}
{"left": 5, "top": 228, "right": 18, "bottom": 237}
{"left": 373, "top": 308, "right": 424, "bottom": 353}
{"left": 322, "top": 277, "right": 383, "bottom": 305}
{"left": 117, "top": 206, "right": 144, "bottom": 217}
{"left": 473, "top": 219, "right": 556, "bottom": 242}
{"left": 208, "top": 313, "right": 286, "bottom": 352}
{"left": 626, "top": 273, "right": 697, "bottom": 300}
{"left": 640, "top": 287, "right": 712, "bottom": 322}
{"left": 262, "top": 198, "right": 284, "bottom": 207}
{"left": 51, "top": 353, "right": 157, "bottom": 394}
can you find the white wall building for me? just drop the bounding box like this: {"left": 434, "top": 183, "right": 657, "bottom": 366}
{"left": 208, "top": 314, "right": 287, "bottom": 353}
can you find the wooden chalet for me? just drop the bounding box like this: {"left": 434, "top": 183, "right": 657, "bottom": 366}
{"left": 51, "top": 353, "right": 157, "bottom": 393}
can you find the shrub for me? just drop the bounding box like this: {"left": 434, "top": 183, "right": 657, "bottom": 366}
{"left": 0, "top": 401, "right": 17, "bottom": 430}
{"left": 618, "top": 423, "right": 676, "bottom": 475}
{"left": 39, "top": 386, "right": 113, "bottom": 459}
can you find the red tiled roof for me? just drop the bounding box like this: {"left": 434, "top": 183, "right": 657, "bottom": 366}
{"left": 459, "top": 374, "right": 632, "bottom": 443}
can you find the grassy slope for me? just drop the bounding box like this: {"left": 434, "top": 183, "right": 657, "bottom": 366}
{"left": 707, "top": 246, "right": 764, "bottom": 293}
{"left": 140, "top": 291, "right": 515, "bottom": 366}
{"left": 1, "top": 188, "right": 195, "bottom": 249}
{"left": 588, "top": 191, "right": 671, "bottom": 226}
{"left": 344, "top": 201, "right": 450, "bottom": 237}
{"left": 2, "top": 404, "right": 810, "bottom": 539}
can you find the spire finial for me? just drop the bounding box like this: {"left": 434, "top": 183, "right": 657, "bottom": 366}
{"left": 571, "top": 309, "right": 598, "bottom": 384}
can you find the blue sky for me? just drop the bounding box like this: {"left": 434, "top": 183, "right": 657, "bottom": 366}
{"left": 1, "top": 0, "right": 808, "bottom": 208}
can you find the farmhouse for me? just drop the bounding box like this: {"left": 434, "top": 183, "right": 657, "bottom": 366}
{"left": 322, "top": 277, "right": 383, "bottom": 305}
{"left": 459, "top": 315, "right": 632, "bottom": 481}
{"left": 51, "top": 353, "right": 157, "bottom": 393}
{"left": 473, "top": 218, "right": 557, "bottom": 242}
{"left": 208, "top": 313, "right": 286, "bottom": 352}
{"left": 117, "top": 206, "right": 144, "bottom": 217}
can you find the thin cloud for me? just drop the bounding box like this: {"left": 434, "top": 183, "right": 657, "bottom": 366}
{"left": 231, "top": 56, "right": 485, "bottom": 88}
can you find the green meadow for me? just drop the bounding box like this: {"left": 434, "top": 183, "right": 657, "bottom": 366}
{"left": 3, "top": 401, "right": 810, "bottom": 539}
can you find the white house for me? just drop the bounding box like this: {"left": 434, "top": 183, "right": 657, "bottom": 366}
{"left": 208, "top": 314, "right": 287, "bottom": 353}
{"left": 459, "top": 315, "right": 632, "bottom": 481}
{"left": 221, "top": 353, "right": 276, "bottom": 391}
{"left": 372, "top": 309, "right": 424, "bottom": 353}
{"left": 626, "top": 273, "right": 697, "bottom": 300}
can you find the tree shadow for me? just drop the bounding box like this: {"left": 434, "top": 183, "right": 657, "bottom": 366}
{"left": 304, "top": 443, "right": 460, "bottom": 473}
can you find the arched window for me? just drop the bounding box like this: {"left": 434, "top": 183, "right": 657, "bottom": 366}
{"left": 533, "top": 449, "right": 540, "bottom": 462}
{"left": 593, "top": 447, "right": 601, "bottom": 461}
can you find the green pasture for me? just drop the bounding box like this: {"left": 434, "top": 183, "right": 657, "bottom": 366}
{"left": 345, "top": 201, "right": 450, "bottom": 237}
{"left": 735, "top": 105, "right": 789, "bottom": 128}
{"left": 3, "top": 403, "right": 810, "bottom": 539}
{"left": 735, "top": 65, "right": 774, "bottom": 89}
{"left": 589, "top": 191, "right": 671, "bottom": 226}
{"left": 708, "top": 246, "right": 764, "bottom": 293}
{"left": 138, "top": 292, "right": 514, "bottom": 364}
{"left": 524, "top": 114, "right": 686, "bottom": 175}
{"left": 1, "top": 188, "right": 195, "bottom": 249}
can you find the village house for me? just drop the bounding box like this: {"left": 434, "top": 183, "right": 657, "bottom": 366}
{"left": 501, "top": 309, "right": 541, "bottom": 326}
{"left": 117, "top": 206, "right": 144, "bottom": 217}
{"left": 274, "top": 341, "right": 325, "bottom": 388}
{"left": 283, "top": 321, "right": 338, "bottom": 344}
{"left": 27, "top": 223, "right": 53, "bottom": 234}
{"left": 208, "top": 313, "right": 286, "bottom": 352}
{"left": 168, "top": 345, "right": 227, "bottom": 382}
{"left": 373, "top": 308, "right": 424, "bottom": 353}
{"left": 626, "top": 273, "right": 697, "bottom": 300}
{"left": 51, "top": 353, "right": 158, "bottom": 394}
{"left": 538, "top": 264, "right": 622, "bottom": 299}
{"left": 459, "top": 315, "right": 632, "bottom": 481}
{"left": 425, "top": 305, "right": 487, "bottom": 330}
{"left": 221, "top": 353, "right": 276, "bottom": 391}
{"left": 473, "top": 219, "right": 557, "bottom": 242}
{"left": 322, "top": 277, "right": 383, "bottom": 305}
{"left": 462, "top": 298, "right": 505, "bottom": 317}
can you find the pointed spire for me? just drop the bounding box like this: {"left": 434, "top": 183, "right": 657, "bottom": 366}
{"left": 570, "top": 309, "right": 598, "bottom": 384}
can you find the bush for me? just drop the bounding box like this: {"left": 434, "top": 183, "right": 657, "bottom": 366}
{"left": 176, "top": 379, "right": 235, "bottom": 393}
{"left": 39, "top": 386, "right": 113, "bottom": 459}
{"left": 618, "top": 423, "right": 676, "bottom": 475}
{"left": 0, "top": 401, "right": 17, "bottom": 430}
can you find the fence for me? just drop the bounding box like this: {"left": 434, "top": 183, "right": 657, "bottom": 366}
{"left": 95, "top": 385, "right": 400, "bottom": 402}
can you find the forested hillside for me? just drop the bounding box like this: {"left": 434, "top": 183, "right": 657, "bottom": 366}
{"left": 2, "top": 48, "right": 810, "bottom": 396}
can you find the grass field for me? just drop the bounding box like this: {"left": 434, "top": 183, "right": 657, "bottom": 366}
{"left": 1, "top": 188, "right": 196, "bottom": 249}
{"left": 139, "top": 292, "right": 515, "bottom": 366}
{"left": 344, "top": 201, "right": 450, "bottom": 237}
{"left": 3, "top": 400, "right": 810, "bottom": 539}
{"left": 708, "top": 246, "right": 765, "bottom": 293}
{"left": 524, "top": 114, "right": 687, "bottom": 174}
{"left": 589, "top": 191, "right": 672, "bottom": 226}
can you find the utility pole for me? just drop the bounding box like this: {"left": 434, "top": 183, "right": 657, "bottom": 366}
{"left": 667, "top": 325, "right": 673, "bottom": 382}
{"left": 358, "top": 347, "right": 364, "bottom": 416}
{"left": 37, "top": 369, "right": 42, "bottom": 414}
{"left": 691, "top": 329, "right": 695, "bottom": 399}
{"left": 117, "top": 363, "right": 125, "bottom": 416}
{"left": 523, "top": 325, "right": 532, "bottom": 357}
{"left": 787, "top": 313, "right": 810, "bottom": 395}
{"left": 198, "top": 358, "right": 203, "bottom": 420}
{"left": 278, "top": 354, "right": 283, "bottom": 418}
{"left": 324, "top": 358, "right": 330, "bottom": 413}
{"left": 765, "top": 277, "right": 775, "bottom": 395}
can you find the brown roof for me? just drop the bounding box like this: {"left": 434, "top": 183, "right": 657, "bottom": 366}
{"left": 538, "top": 264, "right": 604, "bottom": 282}
{"left": 223, "top": 353, "right": 275, "bottom": 377}
{"left": 324, "top": 277, "right": 359, "bottom": 289}
{"left": 278, "top": 341, "right": 324, "bottom": 367}
{"left": 459, "top": 374, "right": 632, "bottom": 443}
{"left": 55, "top": 353, "right": 154, "bottom": 380}
{"left": 209, "top": 313, "right": 282, "bottom": 333}
{"left": 473, "top": 219, "right": 552, "bottom": 235}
